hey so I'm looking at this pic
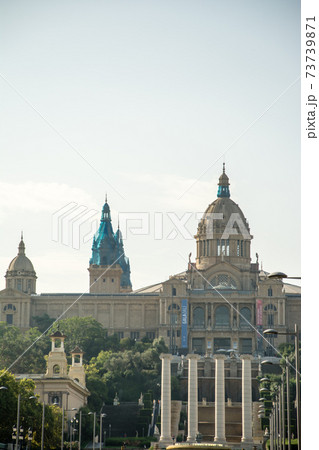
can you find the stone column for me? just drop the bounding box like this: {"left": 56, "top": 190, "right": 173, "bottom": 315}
{"left": 241, "top": 354, "right": 254, "bottom": 445}
{"left": 159, "top": 354, "right": 173, "bottom": 448}
{"left": 214, "top": 354, "right": 226, "bottom": 444}
{"left": 187, "top": 354, "right": 200, "bottom": 443}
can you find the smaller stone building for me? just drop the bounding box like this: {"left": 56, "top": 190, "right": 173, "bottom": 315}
{"left": 16, "top": 331, "right": 89, "bottom": 417}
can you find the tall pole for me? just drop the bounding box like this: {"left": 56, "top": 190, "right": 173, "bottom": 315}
{"left": 93, "top": 412, "right": 96, "bottom": 450}
{"left": 78, "top": 411, "right": 82, "bottom": 450}
{"left": 99, "top": 414, "right": 104, "bottom": 450}
{"left": 70, "top": 418, "right": 73, "bottom": 450}
{"left": 41, "top": 402, "right": 45, "bottom": 450}
{"left": 281, "top": 377, "right": 286, "bottom": 450}
{"left": 16, "top": 393, "right": 21, "bottom": 450}
{"left": 278, "top": 390, "right": 282, "bottom": 450}
{"left": 61, "top": 407, "right": 64, "bottom": 450}
{"left": 269, "top": 413, "right": 274, "bottom": 450}
{"left": 286, "top": 359, "right": 291, "bottom": 450}
{"left": 295, "top": 324, "right": 300, "bottom": 450}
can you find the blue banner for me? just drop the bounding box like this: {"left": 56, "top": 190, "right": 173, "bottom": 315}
{"left": 181, "top": 299, "right": 188, "bottom": 348}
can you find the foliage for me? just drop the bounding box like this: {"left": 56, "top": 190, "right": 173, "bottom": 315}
{"left": 50, "top": 316, "right": 108, "bottom": 362}
{"left": 171, "top": 375, "right": 182, "bottom": 400}
{"left": 0, "top": 322, "right": 50, "bottom": 373}
{"left": 86, "top": 338, "right": 168, "bottom": 408}
{"left": 0, "top": 370, "right": 61, "bottom": 448}
{"left": 32, "top": 313, "right": 55, "bottom": 333}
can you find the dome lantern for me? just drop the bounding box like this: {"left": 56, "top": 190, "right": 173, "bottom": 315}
{"left": 217, "top": 163, "right": 230, "bottom": 198}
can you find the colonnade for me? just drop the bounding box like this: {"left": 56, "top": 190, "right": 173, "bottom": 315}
{"left": 159, "top": 353, "right": 253, "bottom": 447}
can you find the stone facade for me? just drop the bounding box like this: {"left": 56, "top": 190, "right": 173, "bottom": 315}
{"left": 0, "top": 167, "right": 300, "bottom": 356}
{"left": 15, "top": 331, "right": 89, "bottom": 415}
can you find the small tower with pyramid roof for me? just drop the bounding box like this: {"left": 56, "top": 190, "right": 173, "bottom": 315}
{"left": 45, "top": 331, "right": 68, "bottom": 378}
{"left": 68, "top": 346, "right": 86, "bottom": 387}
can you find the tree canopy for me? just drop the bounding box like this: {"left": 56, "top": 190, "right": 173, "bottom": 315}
{"left": 86, "top": 337, "right": 168, "bottom": 409}
{"left": 0, "top": 322, "right": 50, "bottom": 374}
{"left": 0, "top": 370, "right": 61, "bottom": 448}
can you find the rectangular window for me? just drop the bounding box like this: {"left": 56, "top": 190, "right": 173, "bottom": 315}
{"left": 226, "top": 239, "right": 229, "bottom": 256}
{"left": 267, "top": 314, "right": 274, "bottom": 326}
{"left": 240, "top": 338, "right": 252, "bottom": 354}
{"left": 117, "top": 331, "right": 124, "bottom": 339}
{"left": 130, "top": 331, "right": 140, "bottom": 340}
{"left": 6, "top": 314, "right": 13, "bottom": 325}
{"left": 146, "top": 331, "right": 155, "bottom": 340}
{"left": 170, "top": 313, "right": 178, "bottom": 325}
{"left": 172, "top": 287, "right": 176, "bottom": 296}
{"left": 237, "top": 240, "right": 240, "bottom": 256}
{"left": 214, "top": 337, "right": 231, "bottom": 353}
{"left": 217, "top": 239, "right": 220, "bottom": 256}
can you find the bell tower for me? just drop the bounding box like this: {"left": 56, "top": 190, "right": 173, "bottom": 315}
{"left": 45, "top": 331, "right": 68, "bottom": 378}
{"left": 68, "top": 346, "right": 86, "bottom": 387}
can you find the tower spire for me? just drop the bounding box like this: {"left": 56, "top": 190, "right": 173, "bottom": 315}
{"left": 18, "top": 232, "right": 25, "bottom": 255}
{"left": 217, "top": 164, "right": 230, "bottom": 198}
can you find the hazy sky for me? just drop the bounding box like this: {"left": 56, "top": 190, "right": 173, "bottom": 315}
{"left": 0, "top": 0, "right": 301, "bottom": 292}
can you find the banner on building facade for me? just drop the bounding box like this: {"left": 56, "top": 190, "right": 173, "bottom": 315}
{"left": 256, "top": 299, "right": 263, "bottom": 326}
{"left": 181, "top": 299, "right": 188, "bottom": 348}
{"left": 256, "top": 299, "right": 263, "bottom": 354}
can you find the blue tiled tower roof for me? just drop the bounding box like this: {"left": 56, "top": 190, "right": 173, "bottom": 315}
{"left": 90, "top": 198, "right": 132, "bottom": 289}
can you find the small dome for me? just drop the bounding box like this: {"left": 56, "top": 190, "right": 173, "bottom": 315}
{"left": 7, "top": 238, "right": 35, "bottom": 273}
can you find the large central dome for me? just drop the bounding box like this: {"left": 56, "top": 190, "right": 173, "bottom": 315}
{"left": 195, "top": 165, "right": 252, "bottom": 270}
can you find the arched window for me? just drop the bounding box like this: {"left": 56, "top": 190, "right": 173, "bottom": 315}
{"left": 239, "top": 307, "right": 252, "bottom": 329}
{"left": 215, "top": 305, "right": 230, "bottom": 327}
{"left": 168, "top": 303, "right": 180, "bottom": 310}
{"left": 53, "top": 365, "right": 60, "bottom": 374}
{"left": 264, "top": 304, "right": 277, "bottom": 311}
{"left": 193, "top": 307, "right": 205, "bottom": 328}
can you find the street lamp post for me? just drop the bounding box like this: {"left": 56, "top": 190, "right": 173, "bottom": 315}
{"left": 69, "top": 412, "right": 79, "bottom": 450}
{"left": 286, "top": 358, "right": 291, "bottom": 450}
{"left": 41, "top": 401, "right": 45, "bottom": 450}
{"left": 88, "top": 412, "right": 96, "bottom": 450}
{"left": 15, "top": 392, "right": 21, "bottom": 450}
{"left": 60, "top": 407, "right": 77, "bottom": 450}
{"left": 78, "top": 411, "right": 82, "bottom": 450}
{"left": 99, "top": 414, "right": 106, "bottom": 450}
{"left": 264, "top": 326, "right": 300, "bottom": 450}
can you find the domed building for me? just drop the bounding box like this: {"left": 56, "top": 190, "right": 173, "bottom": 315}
{"left": 0, "top": 166, "right": 300, "bottom": 355}
{"left": 0, "top": 166, "right": 301, "bottom": 445}
{"left": 5, "top": 233, "right": 37, "bottom": 294}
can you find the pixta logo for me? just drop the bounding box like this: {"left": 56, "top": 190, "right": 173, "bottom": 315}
{"left": 52, "top": 204, "right": 250, "bottom": 249}
{"left": 52, "top": 203, "right": 99, "bottom": 249}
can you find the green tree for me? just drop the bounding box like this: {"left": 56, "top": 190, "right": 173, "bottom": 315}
{"left": 86, "top": 338, "right": 167, "bottom": 408}
{"left": 0, "top": 322, "right": 50, "bottom": 373}
{"left": 32, "top": 313, "right": 55, "bottom": 333}
{"left": 49, "top": 316, "right": 108, "bottom": 362}
{"left": 0, "top": 370, "right": 61, "bottom": 448}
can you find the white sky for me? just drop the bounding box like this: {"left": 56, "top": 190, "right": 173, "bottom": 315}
{"left": 0, "top": 0, "right": 302, "bottom": 293}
